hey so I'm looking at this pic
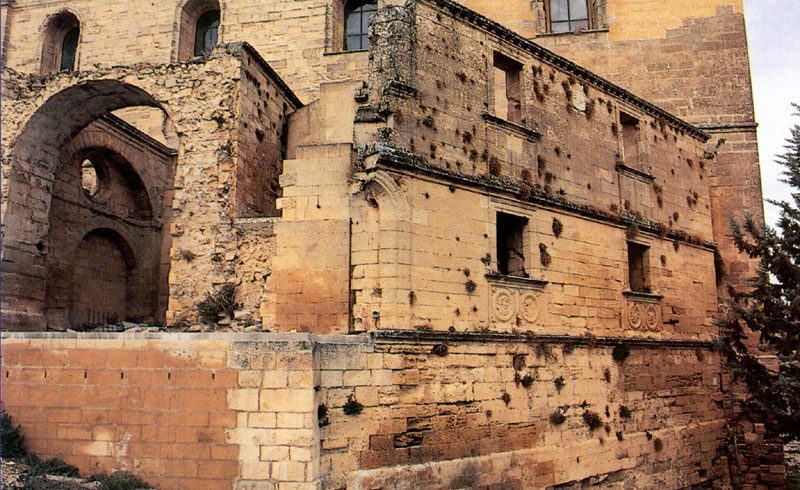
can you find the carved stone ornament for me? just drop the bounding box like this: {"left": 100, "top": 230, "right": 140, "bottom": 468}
{"left": 519, "top": 292, "right": 540, "bottom": 323}
{"left": 492, "top": 289, "right": 516, "bottom": 323}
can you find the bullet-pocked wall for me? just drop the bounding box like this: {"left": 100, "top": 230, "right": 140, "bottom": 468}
{"left": 346, "top": 0, "right": 719, "bottom": 338}
{"left": 1, "top": 331, "right": 732, "bottom": 490}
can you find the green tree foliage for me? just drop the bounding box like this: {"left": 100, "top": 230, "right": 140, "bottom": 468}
{"left": 717, "top": 104, "right": 800, "bottom": 440}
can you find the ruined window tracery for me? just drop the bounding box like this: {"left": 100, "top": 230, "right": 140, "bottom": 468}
{"left": 344, "top": 0, "right": 377, "bottom": 51}
{"left": 547, "top": 0, "right": 590, "bottom": 33}
{"left": 41, "top": 12, "right": 80, "bottom": 74}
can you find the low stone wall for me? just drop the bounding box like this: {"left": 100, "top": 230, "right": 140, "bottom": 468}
{"left": 2, "top": 331, "right": 732, "bottom": 489}
{"left": 1, "top": 332, "right": 328, "bottom": 490}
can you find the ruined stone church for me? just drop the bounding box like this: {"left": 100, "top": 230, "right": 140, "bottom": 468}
{"left": 1, "top": 0, "right": 772, "bottom": 488}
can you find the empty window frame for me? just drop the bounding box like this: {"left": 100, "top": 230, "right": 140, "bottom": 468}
{"left": 493, "top": 52, "right": 523, "bottom": 124}
{"left": 41, "top": 12, "right": 80, "bottom": 74}
{"left": 194, "top": 10, "right": 220, "bottom": 56}
{"left": 344, "top": 0, "right": 377, "bottom": 51}
{"left": 497, "top": 212, "right": 528, "bottom": 277}
{"left": 620, "top": 112, "right": 640, "bottom": 167}
{"left": 548, "top": 0, "right": 590, "bottom": 34}
{"left": 627, "top": 242, "right": 649, "bottom": 293}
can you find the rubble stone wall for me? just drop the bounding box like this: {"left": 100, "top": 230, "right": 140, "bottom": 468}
{"left": 1, "top": 44, "right": 297, "bottom": 331}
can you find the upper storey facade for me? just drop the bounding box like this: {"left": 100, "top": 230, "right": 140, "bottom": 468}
{"left": 0, "top": 0, "right": 387, "bottom": 102}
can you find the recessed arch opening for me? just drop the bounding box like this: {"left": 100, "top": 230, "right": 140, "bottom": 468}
{"left": 41, "top": 11, "right": 80, "bottom": 74}
{"left": 176, "top": 0, "right": 222, "bottom": 61}
{"left": 3, "top": 79, "right": 176, "bottom": 330}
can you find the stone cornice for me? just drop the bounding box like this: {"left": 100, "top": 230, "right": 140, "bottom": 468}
{"left": 371, "top": 329, "right": 715, "bottom": 349}
{"left": 362, "top": 143, "right": 718, "bottom": 251}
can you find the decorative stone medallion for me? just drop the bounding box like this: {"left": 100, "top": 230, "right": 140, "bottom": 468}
{"left": 519, "top": 292, "right": 540, "bottom": 323}
{"left": 492, "top": 289, "right": 516, "bottom": 323}
{"left": 628, "top": 303, "right": 643, "bottom": 329}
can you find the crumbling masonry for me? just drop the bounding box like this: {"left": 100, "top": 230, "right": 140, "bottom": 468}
{"left": 1, "top": 0, "right": 775, "bottom": 488}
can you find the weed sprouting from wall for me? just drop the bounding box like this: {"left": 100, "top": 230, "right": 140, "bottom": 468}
{"left": 343, "top": 394, "right": 364, "bottom": 416}
{"left": 612, "top": 343, "right": 630, "bottom": 363}
{"left": 620, "top": 406, "right": 632, "bottom": 419}
{"left": 616, "top": 431, "right": 624, "bottom": 441}
{"left": 654, "top": 438, "right": 664, "bottom": 452}
{"left": 197, "top": 283, "right": 240, "bottom": 324}
{"left": 539, "top": 243, "right": 552, "bottom": 267}
{"left": 318, "top": 404, "right": 330, "bottom": 427}
{"left": 501, "top": 392, "right": 511, "bottom": 405}
{"left": 554, "top": 376, "right": 566, "bottom": 393}
{"left": 465, "top": 280, "right": 477, "bottom": 294}
{"left": 432, "top": 344, "right": 449, "bottom": 357}
{"left": 582, "top": 411, "right": 603, "bottom": 431}
{"left": 520, "top": 374, "right": 534, "bottom": 387}
{"left": 550, "top": 411, "right": 567, "bottom": 425}
{"left": 552, "top": 218, "right": 563, "bottom": 238}
{"left": 603, "top": 367, "right": 611, "bottom": 383}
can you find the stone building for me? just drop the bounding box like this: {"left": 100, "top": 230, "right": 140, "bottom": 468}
{"left": 1, "top": 0, "right": 772, "bottom": 489}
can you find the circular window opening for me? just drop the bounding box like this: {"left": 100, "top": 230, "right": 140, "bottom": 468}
{"left": 81, "top": 159, "right": 99, "bottom": 196}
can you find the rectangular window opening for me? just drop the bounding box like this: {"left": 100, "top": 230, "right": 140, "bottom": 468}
{"left": 620, "top": 112, "right": 640, "bottom": 167}
{"left": 497, "top": 212, "right": 528, "bottom": 277}
{"left": 548, "top": 0, "right": 590, "bottom": 33}
{"left": 493, "top": 53, "right": 523, "bottom": 124}
{"left": 627, "top": 242, "right": 649, "bottom": 293}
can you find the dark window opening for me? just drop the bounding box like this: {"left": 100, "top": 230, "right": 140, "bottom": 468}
{"left": 60, "top": 26, "right": 79, "bottom": 71}
{"left": 620, "top": 112, "right": 640, "bottom": 167}
{"left": 628, "top": 242, "right": 649, "bottom": 293}
{"left": 548, "top": 0, "right": 590, "bottom": 33}
{"left": 497, "top": 212, "right": 528, "bottom": 276}
{"left": 493, "top": 53, "right": 523, "bottom": 124}
{"left": 195, "top": 10, "right": 220, "bottom": 57}
{"left": 345, "top": 0, "right": 377, "bottom": 51}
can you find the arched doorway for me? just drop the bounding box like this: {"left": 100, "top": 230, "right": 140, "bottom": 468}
{"left": 69, "top": 229, "right": 136, "bottom": 328}
{"left": 2, "top": 80, "right": 176, "bottom": 330}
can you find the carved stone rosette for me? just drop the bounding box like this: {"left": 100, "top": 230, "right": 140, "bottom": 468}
{"left": 486, "top": 275, "right": 547, "bottom": 327}
{"left": 623, "top": 291, "right": 663, "bottom": 331}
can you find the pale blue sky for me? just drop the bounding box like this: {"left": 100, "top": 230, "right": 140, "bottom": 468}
{"left": 743, "top": 0, "right": 800, "bottom": 227}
